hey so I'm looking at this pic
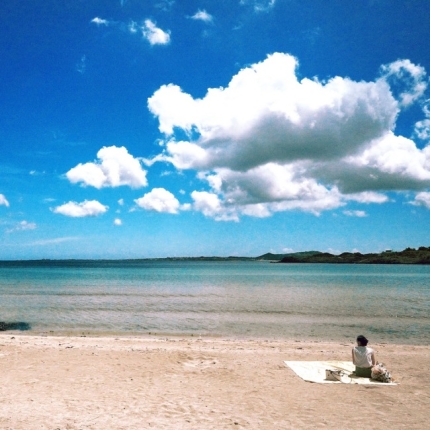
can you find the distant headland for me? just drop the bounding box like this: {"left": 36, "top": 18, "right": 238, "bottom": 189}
{"left": 259, "top": 246, "right": 430, "bottom": 264}
{"left": 0, "top": 246, "right": 429, "bottom": 265}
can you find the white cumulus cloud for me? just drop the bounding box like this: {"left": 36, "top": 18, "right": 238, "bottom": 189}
{"left": 135, "top": 188, "right": 180, "bottom": 213}
{"left": 149, "top": 53, "right": 398, "bottom": 169}
{"left": 410, "top": 191, "right": 430, "bottom": 209}
{"left": 66, "top": 146, "right": 147, "bottom": 189}
{"left": 414, "top": 101, "right": 430, "bottom": 142}
{"left": 114, "top": 218, "right": 122, "bottom": 226}
{"left": 53, "top": 200, "right": 108, "bottom": 217}
{"left": 190, "top": 10, "right": 213, "bottom": 23}
{"left": 147, "top": 53, "right": 430, "bottom": 220}
{"left": 91, "top": 17, "right": 109, "bottom": 26}
{"left": 142, "top": 19, "right": 170, "bottom": 45}
{"left": 379, "top": 59, "right": 428, "bottom": 107}
{"left": 341, "top": 133, "right": 430, "bottom": 190}
{"left": 415, "top": 118, "right": 430, "bottom": 141}
{"left": 191, "top": 191, "right": 239, "bottom": 221}
{"left": 0, "top": 194, "right": 9, "bottom": 207}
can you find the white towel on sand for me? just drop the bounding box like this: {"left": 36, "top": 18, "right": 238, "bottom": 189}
{"left": 284, "top": 361, "right": 397, "bottom": 385}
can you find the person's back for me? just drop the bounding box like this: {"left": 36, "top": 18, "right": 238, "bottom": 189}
{"left": 353, "top": 345, "right": 374, "bottom": 367}
{"left": 352, "top": 335, "right": 375, "bottom": 377}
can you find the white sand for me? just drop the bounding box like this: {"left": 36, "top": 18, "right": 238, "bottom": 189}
{"left": 0, "top": 334, "right": 428, "bottom": 429}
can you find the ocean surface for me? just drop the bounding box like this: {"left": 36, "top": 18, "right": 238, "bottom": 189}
{"left": 0, "top": 261, "right": 429, "bottom": 344}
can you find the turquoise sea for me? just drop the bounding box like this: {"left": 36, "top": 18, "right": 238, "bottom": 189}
{"left": 0, "top": 261, "right": 429, "bottom": 344}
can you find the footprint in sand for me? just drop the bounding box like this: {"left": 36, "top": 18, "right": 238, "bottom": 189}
{"left": 182, "top": 356, "right": 217, "bottom": 369}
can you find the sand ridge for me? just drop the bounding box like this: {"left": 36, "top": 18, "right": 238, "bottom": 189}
{"left": 0, "top": 334, "right": 429, "bottom": 429}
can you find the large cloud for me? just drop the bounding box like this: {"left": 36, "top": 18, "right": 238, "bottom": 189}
{"left": 66, "top": 146, "right": 147, "bottom": 189}
{"left": 147, "top": 53, "right": 430, "bottom": 219}
{"left": 52, "top": 200, "right": 108, "bottom": 217}
{"left": 148, "top": 53, "right": 398, "bottom": 170}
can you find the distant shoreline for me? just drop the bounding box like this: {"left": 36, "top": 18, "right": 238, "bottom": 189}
{"left": 0, "top": 246, "right": 429, "bottom": 264}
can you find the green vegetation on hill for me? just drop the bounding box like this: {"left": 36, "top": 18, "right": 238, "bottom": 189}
{"left": 277, "top": 247, "right": 430, "bottom": 264}
{"left": 257, "top": 251, "right": 322, "bottom": 260}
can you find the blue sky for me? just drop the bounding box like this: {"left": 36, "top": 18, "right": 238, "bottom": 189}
{"left": 1, "top": 0, "right": 430, "bottom": 259}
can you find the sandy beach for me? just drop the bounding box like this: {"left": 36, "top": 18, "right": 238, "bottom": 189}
{"left": 0, "top": 334, "right": 428, "bottom": 429}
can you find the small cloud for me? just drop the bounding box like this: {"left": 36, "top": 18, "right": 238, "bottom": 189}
{"left": 343, "top": 210, "right": 367, "bottom": 217}
{"left": 240, "top": 0, "right": 276, "bottom": 13}
{"left": 154, "top": 0, "right": 175, "bottom": 12}
{"left": 414, "top": 118, "right": 430, "bottom": 141}
{"left": 29, "top": 170, "right": 46, "bottom": 176}
{"left": 26, "top": 237, "right": 79, "bottom": 246}
{"left": 414, "top": 101, "right": 430, "bottom": 142}
{"left": 345, "top": 192, "right": 389, "bottom": 204}
{"left": 142, "top": 19, "right": 171, "bottom": 45}
{"left": 190, "top": 9, "right": 213, "bottom": 23}
{"left": 114, "top": 218, "right": 122, "bottom": 226}
{"left": 379, "top": 59, "right": 428, "bottom": 107}
{"left": 6, "top": 220, "right": 37, "bottom": 233}
{"left": 282, "top": 247, "right": 294, "bottom": 253}
{"left": 301, "top": 27, "right": 321, "bottom": 45}
{"left": 76, "top": 55, "right": 86, "bottom": 74}
{"left": 93, "top": 17, "right": 170, "bottom": 47}
{"left": 66, "top": 146, "right": 147, "bottom": 189}
{"left": 128, "top": 21, "right": 138, "bottom": 34}
{"left": 52, "top": 200, "right": 108, "bottom": 217}
{"left": 118, "top": 198, "right": 124, "bottom": 206}
{"left": 0, "top": 194, "right": 9, "bottom": 207}
{"left": 410, "top": 191, "right": 430, "bottom": 209}
{"left": 91, "top": 17, "right": 109, "bottom": 26}
{"left": 135, "top": 188, "right": 180, "bottom": 213}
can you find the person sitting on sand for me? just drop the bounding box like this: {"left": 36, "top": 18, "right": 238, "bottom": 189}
{"left": 352, "top": 335, "right": 376, "bottom": 378}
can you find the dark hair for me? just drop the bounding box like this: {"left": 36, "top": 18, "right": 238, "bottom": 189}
{"left": 356, "top": 335, "right": 368, "bottom": 346}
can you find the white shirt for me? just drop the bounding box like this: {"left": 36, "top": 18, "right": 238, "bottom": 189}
{"left": 353, "top": 346, "right": 374, "bottom": 368}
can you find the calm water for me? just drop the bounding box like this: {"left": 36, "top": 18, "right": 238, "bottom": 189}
{"left": 0, "top": 261, "right": 429, "bottom": 344}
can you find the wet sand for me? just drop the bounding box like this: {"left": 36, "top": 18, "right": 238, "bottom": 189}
{"left": 0, "top": 334, "right": 428, "bottom": 429}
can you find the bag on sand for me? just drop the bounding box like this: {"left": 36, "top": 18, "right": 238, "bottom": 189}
{"left": 371, "top": 363, "right": 393, "bottom": 383}
{"left": 325, "top": 369, "right": 346, "bottom": 381}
